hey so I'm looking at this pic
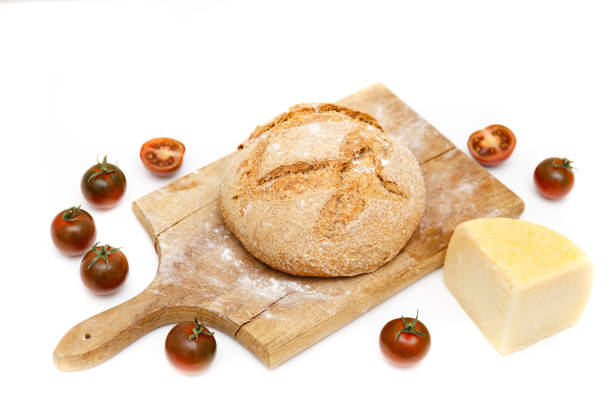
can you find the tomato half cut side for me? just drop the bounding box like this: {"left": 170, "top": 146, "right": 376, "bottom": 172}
{"left": 467, "top": 124, "right": 516, "bottom": 166}
{"left": 140, "top": 138, "right": 186, "bottom": 176}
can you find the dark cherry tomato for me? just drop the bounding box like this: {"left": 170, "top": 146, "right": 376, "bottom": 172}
{"left": 165, "top": 318, "right": 216, "bottom": 374}
{"left": 80, "top": 243, "right": 128, "bottom": 295}
{"left": 379, "top": 312, "right": 430, "bottom": 366}
{"left": 50, "top": 206, "right": 96, "bottom": 256}
{"left": 81, "top": 156, "right": 127, "bottom": 209}
{"left": 468, "top": 124, "right": 516, "bottom": 166}
{"left": 534, "top": 157, "right": 575, "bottom": 200}
{"left": 140, "top": 138, "right": 185, "bottom": 176}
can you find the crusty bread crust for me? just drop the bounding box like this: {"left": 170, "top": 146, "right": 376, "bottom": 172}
{"left": 221, "top": 103, "right": 425, "bottom": 277}
{"left": 238, "top": 103, "right": 384, "bottom": 150}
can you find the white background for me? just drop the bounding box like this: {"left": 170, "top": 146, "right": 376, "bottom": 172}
{"left": 1, "top": 0, "right": 610, "bottom": 407}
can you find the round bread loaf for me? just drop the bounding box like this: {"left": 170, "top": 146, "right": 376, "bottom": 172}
{"left": 220, "top": 103, "right": 426, "bottom": 277}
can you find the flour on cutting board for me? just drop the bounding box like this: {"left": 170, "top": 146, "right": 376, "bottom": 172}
{"left": 156, "top": 211, "right": 337, "bottom": 314}
{"left": 421, "top": 149, "right": 511, "bottom": 233}
{"left": 371, "top": 102, "right": 430, "bottom": 146}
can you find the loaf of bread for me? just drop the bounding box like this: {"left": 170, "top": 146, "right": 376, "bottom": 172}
{"left": 220, "top": 103, "right": 426, "bottom": 277}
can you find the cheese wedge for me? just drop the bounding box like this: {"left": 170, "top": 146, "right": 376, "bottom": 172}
{"left": 444, "top": 218, "right": 593, "bottom": 355}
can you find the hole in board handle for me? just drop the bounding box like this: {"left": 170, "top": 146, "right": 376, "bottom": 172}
{"left": 83, "top": 333, "right": 91, "bottom": 340}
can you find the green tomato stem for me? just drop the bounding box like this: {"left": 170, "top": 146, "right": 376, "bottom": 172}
{"left": 87, "top": 242, "right": 121, "bottom": 269}
{"left": 189, "top": 317, "right": 214, "bottom": 340}
{"left": 88, "top": 155, "right": 118, "bottom": 182}
{"left": 395, "top": 310, "right": 425, "bottom": 341}
{"left": 552, "top": 157, "right": 575, "bottom": 172}
{"left": 62, "top": 205, "right": 82, "bottom": 221}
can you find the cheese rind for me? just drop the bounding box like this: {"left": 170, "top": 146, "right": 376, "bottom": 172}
{"left": 444, "top": 218, "right": 593, "bottom": 355}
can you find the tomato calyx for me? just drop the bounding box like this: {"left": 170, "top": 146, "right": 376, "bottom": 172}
{"left": 87, "top": 242, "right": 121, "bottom": 269}
{"left": 88, "top": 156, "right": 118, "bottom": 182}
{"left": 62, "top": 205, "right": 83, "bottom": 222}
{"left": 395, "top": 310, "right": 425, "bottom": 341}
{"left": 552, "top": 157, "right": 575, "bottom": 172}
{"left": 189, "top": 318, "right": 214, "bottom": 340}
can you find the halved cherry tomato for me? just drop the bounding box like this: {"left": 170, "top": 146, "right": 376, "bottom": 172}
{"left": 140, "top": 138, "right": 185, "bottom": 176}
{"left": 468, "top": 124, "right": 516, "bottom": 166}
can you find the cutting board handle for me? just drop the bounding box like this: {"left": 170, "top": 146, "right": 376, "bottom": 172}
{"left": 53, "top": 286, "right": 166, "bottom": 371}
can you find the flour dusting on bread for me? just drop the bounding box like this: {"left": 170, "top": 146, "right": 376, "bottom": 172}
{"left": 221, "top": 103, "right": 426, "bottom": 277}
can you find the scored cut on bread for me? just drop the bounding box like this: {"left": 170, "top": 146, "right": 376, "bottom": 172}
{"left": 220, "top": 103, "right": 426, "bottom": 277}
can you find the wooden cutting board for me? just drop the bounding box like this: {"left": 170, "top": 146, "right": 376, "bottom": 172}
{"left": 54, "top": 83, "right": 524, "bottom": 371}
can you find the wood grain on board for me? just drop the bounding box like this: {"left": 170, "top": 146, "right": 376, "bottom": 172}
{"left": 54, "top": 83, "right": 524, "bottom": 371}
